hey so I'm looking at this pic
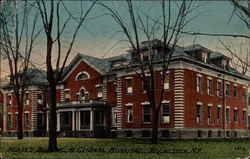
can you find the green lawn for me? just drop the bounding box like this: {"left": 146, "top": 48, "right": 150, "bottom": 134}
{"left": 0, "top": 138, "right": 249, "bottom": 159}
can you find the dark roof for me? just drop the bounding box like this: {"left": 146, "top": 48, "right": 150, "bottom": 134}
{"left": 2, "top": 68, "right": 48, "bottom": 89}
{"left": 62, "top": 43, "right": 249, "bottom": 82}
{"left": 210, "top": 52, "right": 231, "bottom": 60}
{"left": 183, "top": 44, "right": 213, "bottom": 53}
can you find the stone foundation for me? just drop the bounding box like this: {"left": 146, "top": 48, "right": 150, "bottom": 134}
{"left": 111, "top": 128, "right": 250, "bottom": 139}
{"left": 3, "top": 128, "right": 249, "bottom": 139}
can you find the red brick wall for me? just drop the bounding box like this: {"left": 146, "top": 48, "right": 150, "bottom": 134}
{"left": 5, "top": 90, "right": 47, "bottom": 131}
{"left": 106, "top": 81, "right": 117, "bottom": 106}
{"left": 62, "top": 61, "right": 103, "bottom": 101}
{"left": 120, "top": 69, "right": 175, "bottom": 129}
{"left": 184, "top": 69, "right": 248, "bottom": 130}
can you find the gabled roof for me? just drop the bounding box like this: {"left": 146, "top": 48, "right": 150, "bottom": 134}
{"left": 61, "top": 53, "right": 131, "bottom": 82}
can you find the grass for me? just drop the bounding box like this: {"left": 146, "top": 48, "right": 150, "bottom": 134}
{"left": 0, "top": 137, "right": 249, "bottom": 159}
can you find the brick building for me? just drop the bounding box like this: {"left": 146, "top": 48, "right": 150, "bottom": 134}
{"left": 1, "top": 69, "right": 48, "bottom": 136}
{"left": 53, "top": 42, "right": 249, "bottom": 139}
{"left": 1, "top": 42, "right": 250, "bottom": 139}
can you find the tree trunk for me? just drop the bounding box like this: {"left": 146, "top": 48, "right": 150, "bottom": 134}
{"left": 48, "top": 84, "right": 57, "bottom": 152}
{"left": 151, "top": 108, "right": 160, "bottom": 144}
{"left": 17, "top": 103, "right": 23, "bottom": 139}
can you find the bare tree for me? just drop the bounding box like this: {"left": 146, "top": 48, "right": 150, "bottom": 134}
{"left": 0, "top": 0, "right": 41, "bottom": 139}
{"left": 36, "top": 0, "right": 95, "bottom": 152}
{"left": 218, "top": 39, "right": 250, "bottom": 75}
{"left": 100, "top": 0, "right": 195, "bottom": 144}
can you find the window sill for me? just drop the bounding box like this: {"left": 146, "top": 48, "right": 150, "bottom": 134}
{"left": 164, "top": 89, "right": 171, "bottom": 92}
{"left": 208, "top": 94, "right": 213, "bottom": 96}
{"left": 142, "top": 122, "right": 151, "bottom": 125}
{"left": 126, "top": 93, "right": 133, "bottom": 96}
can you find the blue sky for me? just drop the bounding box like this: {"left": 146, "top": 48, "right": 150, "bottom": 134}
{"left": 1, "top": 1, "right": 249, "bottom": 76}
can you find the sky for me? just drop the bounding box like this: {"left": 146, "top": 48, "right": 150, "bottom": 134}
{"left": 0, "top": 1, "right": 249, "bottom": 77}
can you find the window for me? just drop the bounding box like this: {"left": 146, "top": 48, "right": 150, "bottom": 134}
{"left": 96, "top": 85, "right": 103, "bottom": 99}
{"left": 76, "top": 72, "right": 89, "bottom": 80}
{"left": 25, "top": 113, "right": 30, "bottom": 128}
{"left": 207, "top": 78, "right": 213, "bottom": 95}
{"left": 222, "top": 59, "right": 227, "bottom": 69}
{"left": 197, "top": 75, "right": 202, "bottom": 93}
{"left": 217, "top": 81, "right": 222, "bottom": 97}
{"left": 226, "top": 108, "right": 230, "bottom": 122}
{"left": 243, "top": 110, "right": 247, "bottom": 126}
{"left": 79, "top": 88, "right": 89, "bottom": 101}
{"left": 163, "top": 73, "right": 170, "bottom": 90}
{"left": 24, "top": 93, "right": 29, "bottom": 105}
{"left": 233, "top": 85, "right": 238, "bottom": 97}
{"left": 64, "top": 90, "right": 70, "bottom": 101}
{"left": 126, "top": 106, "right": 133, "bottom": 123}
{"left": 7, "top": 94, "right": 12, "bottom": 107}
{"left": 162, "top": 102, "right": 170, "bottom": 123}
{"left": 143, "top": 105, "right": 151, "bottom": 123}
{"left": 207, "top": 106, "right": 212, "bottom": 124}
{"left": 37, "top": 93, "right": 44, "bottom": 105}
{"left": 7, "top": 114, "right": 12, "bottom": 128}
{"left": 126, "top": 78, "right": 133, "bottom": 94}
{"left": 243, "top": 88, "right": 246, "bottom": 101}
{"left": 226, "top": 83, "right": 230, "bottom": 96}
{"left": 197, "top": 104, "right": 202, "bottom": 124}
{"left": 202, "top": 52, "right": 208, "bottom": 63}
{"left": 217, "top": 107, "right": 222, "bottom": 125}
{"left": 234, "top": 109, "right": 238, "bottom": 122}
{"left": 143, "top": 76, "right": 151, "bottom": 92}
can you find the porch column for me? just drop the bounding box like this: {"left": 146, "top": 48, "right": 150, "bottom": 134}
{"left": 57, "top": 112, "right": 60, "bottom": 131}
{"left": 78, "top": 111, "right": 81, "bottom": 130}
{"left": 46, "top": 112, "right": 49, "bottom": 132}
{"left": 103, "top": 112, "right": 106, "bottom": 127}
{"left": 72, "top": 111, "right": 75, "bottom": 131}
{"left": 75, "top": 111, "right": 79, "bottom": 131}
{"left": 90, "top": 110, "right": 94, "bottom": 131}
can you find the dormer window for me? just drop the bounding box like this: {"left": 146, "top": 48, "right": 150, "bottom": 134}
{"left": 76, "top": 72, "right": 90, "bottom": 81}
{"left": 222, "top": 59, "right": 227, "bottom": 69}
{"left": 202, "top": 52, "right": 208, "bottom": 63}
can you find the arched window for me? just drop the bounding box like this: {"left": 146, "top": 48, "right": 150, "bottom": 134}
{"left": 78, "top": 88, "right": 89, "bottom": 101}
{"left": 76, "top": 72, "right": 90, "bottom": 81}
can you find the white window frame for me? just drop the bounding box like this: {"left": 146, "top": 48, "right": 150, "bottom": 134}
{"left": 96, "top": 84, "right": 103, "bottom": 99}
{"left": 75, "top": 71, "right": 90, "bottom": 81}
{"left": 217, "top": 105, "right": 222, "bottom": 125}
{"left": 7, "top": 113, "right": 12, "bottom": 128}
{"left": 162, "top": 100, "right": 170, "bottom": 124}
{"left": 226, "top": 106, "right": 230, "bottom": 122}
{"left": 24, "top": 112, "right": 30, "bottom": 128}
{"left": 217, "top": 80, "right": 222, "bottom": 97}
{"left": 207, "top": 77, "right": 213, "bottom": 95}
{"left": 126, "top": 78, "right": 133, "bottom": 94}
{"left": 163, "top": 72, "right": 170, "bottom": 90}
{"left": 196, "top": 102, "right": 202, "bottom": 124}
{"left": 126, "top": 103, "right": 133, "bottom": 123}
{"left": 142, "top": 104, "right": 151, "bottom": 124}
{"left": 197, "top": 75, "right": 202, "bottom": 93}
{"left": 207, "top": 104, "right": 212, "bottom": 124}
